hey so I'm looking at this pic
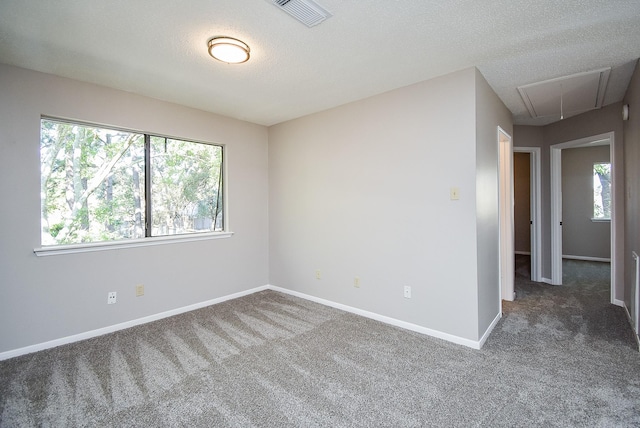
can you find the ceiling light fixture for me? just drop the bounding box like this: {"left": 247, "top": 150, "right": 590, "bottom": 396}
{"left": 208, "top": 37, "right": 250, "bottom": 64}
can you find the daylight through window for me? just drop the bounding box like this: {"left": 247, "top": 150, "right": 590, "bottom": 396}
{"left": 40, "top": 119, "right": 224, "bottom": 246}
{"left": 593, "top": 162, "right": 611, "bottom": 220}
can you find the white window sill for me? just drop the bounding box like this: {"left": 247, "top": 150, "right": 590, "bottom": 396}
{"left": 590, "top": 218, "right": 610, "bottom": 223}
{"left": 34, "top": 231, "right": 234, "bottom": 257}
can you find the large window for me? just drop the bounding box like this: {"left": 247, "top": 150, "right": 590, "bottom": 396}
{"left": 40, "top": 119, "right": 224, "bottom": 246}
{"left": 593, "top": 162, "right": 611, "bottom": 220}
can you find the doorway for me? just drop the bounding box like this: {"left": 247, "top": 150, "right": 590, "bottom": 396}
{"left": 513, "top": 147, "right": 542, "bottom": 282}
{"left": 550, "top": 132, "right": 616, "bottom": 304}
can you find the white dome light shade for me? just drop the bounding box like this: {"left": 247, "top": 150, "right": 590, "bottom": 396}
{"left": 208, "top": 37, "right": 250, "bottom": 64}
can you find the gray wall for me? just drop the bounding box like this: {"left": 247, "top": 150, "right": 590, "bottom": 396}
{"left": 269, "top": 67, "right": 512, "bottom": 343}
{"left": 514, "top": 152, "right": 531, "bottom": 253}
{"left": 0, "top": 64, "right": 270, "bottom": 353}
{"left": 514, "top": 102, "right": 624, "bottom": 299}
{"left": 474, "top": 69, "right": 513, "bottom": 338}
{"left": 561, "top": 145, "right": 611, "bottom": 259}
{"left": 623, "top": 60, "right": 640, "bottom": 310}
{"left": 0, "top": 62, "right": 524, "bottom": 352}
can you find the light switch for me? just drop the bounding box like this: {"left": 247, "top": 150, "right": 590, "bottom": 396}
{"left": 450, "top": 187, "right": 460, "bottom": 200}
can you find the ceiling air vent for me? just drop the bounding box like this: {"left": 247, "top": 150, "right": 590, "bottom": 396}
{"left": 268, "top": 0, "right": 332, "bottom": 27}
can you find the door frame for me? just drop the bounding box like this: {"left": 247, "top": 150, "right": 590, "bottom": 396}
{"left": 550, "top": 132, "right": 616, "bottom": 304}
{"left": 498, "top": 127, "right": 515, "bottom": 303}
{"left": 513, "top": 147, "right": 542, "bottom": 282}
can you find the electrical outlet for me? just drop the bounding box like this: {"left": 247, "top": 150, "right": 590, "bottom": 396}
{"left": 354, "top": 277, "right": 360, "bottom": 288}
{"left": 315, "top": 270, "right": 322, "bottom": 280}
{"left": 135, "top": 284, "right": 144, "bottom": 297}
{"left": 403, "top": 286, "right": 412, "bottom": 299}
{"left": 107, "top": 291, "right": 117, "bottom": 304}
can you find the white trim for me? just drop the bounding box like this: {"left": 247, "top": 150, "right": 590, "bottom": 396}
{"left": 222, "top": 144, "right": 230, "bottom": 232}
{"left": 0, "top": 284, "right": 266, "bottom": 361}
{"left": 515, "top": 251, "right": 531, "bottom": 255}
{"left": 623, "top": 303, "right": 640, "bottom": 351}
{"left": 34, "top": 231, "right": 234, "bottom": 257}
{"left": 632, "top": 251, "right": 640, "bottom": 336}
{"left": 562, "top": 255, "right": 611, "bottom": 263}
{"left": 550, "top": 146, "right": 563, "bottom": 285}
{"left": 608, "top": 136, "right": 617, "bottom": 306}
{"left": 478, "top": 311, "right": 502, "bottom": 348}
{"left": 541, "top": 277, "right": 553, "bottom": 285}
{"left": 613, "top": 298, "right": 624, "bottom": 308}
{"left": 530, "top": 148, "right": 542, "bottom": 282}
{"left": 269, "top": 285, "right": 488, "bottom": 349}
{"left": 498, "top": 127, "right": 515, "bottom": 303}
{"left": 550, "top": 132, "right": 616, "bottom": 305}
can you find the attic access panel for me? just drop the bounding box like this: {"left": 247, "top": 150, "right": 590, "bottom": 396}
{"left": 518, "top": 68, "right": 611, "bottom": 120}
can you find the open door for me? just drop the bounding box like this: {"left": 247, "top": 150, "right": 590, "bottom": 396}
{"left": 499, "top": 127, "right": 515, "bottom": 302}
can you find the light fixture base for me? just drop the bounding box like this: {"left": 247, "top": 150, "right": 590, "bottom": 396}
{"left": 208, "top": 37, "right": 250, "bottom": 64}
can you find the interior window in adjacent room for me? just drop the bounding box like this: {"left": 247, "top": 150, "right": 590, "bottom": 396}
{"left": 592, "top": 162, "right": 611, "bottom": 220}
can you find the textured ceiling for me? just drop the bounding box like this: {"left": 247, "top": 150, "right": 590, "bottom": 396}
{"left": 0, "top": 0, "right": 639, "bottom": 126}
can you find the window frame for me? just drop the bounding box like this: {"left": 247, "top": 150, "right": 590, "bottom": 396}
{"left": 35, "top": 117, "right": 232, "bottom": 257}
{"left": 591, "top": 160, "right": 611, "bottom": 222}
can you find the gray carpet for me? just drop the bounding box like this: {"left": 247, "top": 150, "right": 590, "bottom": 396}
{"left": 1, "top": 260, "right": 639, "bottom": 427}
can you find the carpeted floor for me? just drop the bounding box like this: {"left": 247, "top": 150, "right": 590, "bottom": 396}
{"left": 1, "top": 259, "right": 639, "bottom": 427}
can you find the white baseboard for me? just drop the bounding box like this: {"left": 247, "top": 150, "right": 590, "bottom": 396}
{"left": 515, "top": 251, "right": 531, "bottom": 255}
{"left": 622, "top": 302, "right": 640, "bottom": 352}
{"left": 613, "top": 298, "right": 624, "bottom": 307}
{"left": 562, "top": 255, "right": 611, "bottom": 262}
{"left": 269, "top": 285, "right": 487, "bottom": 350}
{"left": 0, "top": 285, "right": 270, "bottom": 361}
{"left": 541, "top": 277, "right": 553, "bottom": 285}
{"left": 478, "top": 311, "right": 502, "bottom": 349}
{"left": 1, "top": 283, "right": 499, "bottom": 361}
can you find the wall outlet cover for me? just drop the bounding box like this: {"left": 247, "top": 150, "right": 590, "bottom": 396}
{"left": 403, "top": 286, "right": 412, "bottom": 299}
